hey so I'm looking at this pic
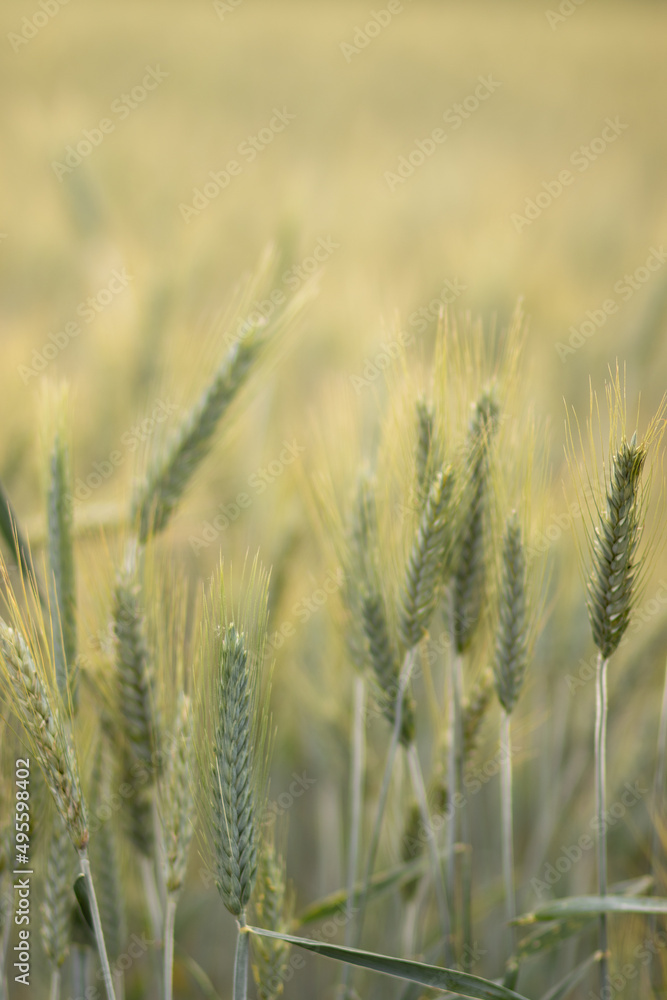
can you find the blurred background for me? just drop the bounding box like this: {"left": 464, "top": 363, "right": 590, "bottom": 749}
{"left": 2, "top": 1, "right": 667, "bottom": 997}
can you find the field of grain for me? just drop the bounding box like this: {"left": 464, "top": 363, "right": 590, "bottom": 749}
{"left": 1, "top": 2, "right": 667, "bottom": 998}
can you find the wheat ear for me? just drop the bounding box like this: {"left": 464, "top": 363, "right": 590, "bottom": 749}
{"left": 47, "top": 426, "right": 77, "bottom": 705}
{"left": 399, "top": 465, "right": 455, "bottom": 649}
{"left": 41, "top": 816, "right": 74, "bottom": 985}
{"left": 361, "top": 590, "right": 415, "bottom": 745}
{"left": 587, "top": 432, "right": 647, "bottom": 995}
{"left": 132, "top": 333, "right": 266, "bottom": 542}
{"left": 0, "top": 623, "right": 87, "bottom": 850}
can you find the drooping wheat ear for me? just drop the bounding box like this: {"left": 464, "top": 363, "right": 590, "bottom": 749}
{"left": 161, "top": 692, "right": 196, "bottom": 895}
{"left": 462, "top": 670, "right": 494, "bottom": 763}
{"left": 0, "top": 623, "right": 88, "bottom": 850}
{"left": 414, "top": 397, "right": 438, "bottom": 509}
{"left": 452, "top": 388, "right": 499, "bottom": 652}
{"left": 251, "top": 826, "right": 293, "bottom": 1000}
{"left": 112, "top": 567, "right": 160, "bottom": 775}
{"left": 360, "top": 590, "right": 415, "bottom": 746}
{"left": 132, "top": 333, "right": 266, "bottom": 543}
{"left": 399, "top": 464, "right": 456, "bottom": 649}
{"left": 47, "top": 427, "right": 78, "bottom": 705}
{"left": 588, "top": 433, "right": 647, "bottom": 658}
{"left": 41, "top": 816, "right": 74, "bottom": 971}
{"left": 493, "top": 514, "right": 529, "bottom": 715}
{"left": 210, "top": 624, "right": 261, "bottom": 916}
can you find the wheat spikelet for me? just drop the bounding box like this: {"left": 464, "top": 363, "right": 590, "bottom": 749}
{"left": 588, "top": 434, "right": 647, "bottom": 658}
{"left": 41, "top": 816, "right": 74, "bottom": 970}
{"left": 0, "top": 623, "right": 88, "bottom": 850}
{"left": 493, "top": 514, "right": 529, "bottom": 714}
{"left": 399, "top": 465, "right": 455, "bottom": 649}
{"left": 161, "top": 692, "right": 195, "bottom": 895}
{"left": 112, "top": 568, "right": 160, "bottom": 774}
{"left": 251, "top": 827, "right": 293, "bottom": 1000}
{"left": 452, "top": 389, "right": 499, "bottom": 653}
{"left": 47, "top": 426, "right": 77, "bottom": 704}
{"left": 361, "top": 591, "right": 415, "bottom": 745}
{"left": 132, "top": 334, "right": 265, "bottom": 542}
{"left": 462, "top": 670, "right": 495, "bottom": 761}
{"left": 210, "top": 624, "right": 259, "bottom": 916}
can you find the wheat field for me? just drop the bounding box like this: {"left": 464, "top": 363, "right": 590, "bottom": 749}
{"left": 1, "top": 2, "right": 667, "bottom": 999}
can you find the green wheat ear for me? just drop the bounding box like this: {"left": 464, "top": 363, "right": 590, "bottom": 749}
{"left": 161, "top": 692, "right": 196, "bottom": 895}
{"left": 414, "top": 397, "right": 438, "bottom": 509}
{"left": 399, "top": 464, "right": 456, "bottom": 649}
{"left": 493, "top": 513, "right": 529, "bottom": 714}
{"left": 197, "top": 561, "right": 271, "bottom": 920}
{"left": 46, "top": 404, "right": 78, "bottom": 706}
{"left": 361, "top": 590, "right": 415, "bottom": 745}
{"left": 131, "top": 332, "right": 266, "bottom": 543}
{"left": 452, "top": 388, "right": 499, "bottom": 653}
{"left": 41, "top": 815, "right": 75, "bottom": 971}
{"left": 587, "top": 433, "right": 647, "bottom": 658}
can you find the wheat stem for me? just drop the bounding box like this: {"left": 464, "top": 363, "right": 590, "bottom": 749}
{"left": 140, "top": 855, "right": 163, "bottom": 944}
{"left": 70, "top": 946, "right": 86, "bottom": 1000}
{"left": 445, "top": 647, "right": 464, "bottom": 961}
{"left": 340, "top": 676, "right": 366, "bottom": 998}
{"left": 163, "top": 893, "right": 177, "bottom": 1000}
{"left": 651, "top": 655, "right": 667, "bottom": 883}
{"left": 406, "top": 742, "right": 450, "bottom": 948}
{"left": 354, "top": 648, "right": 416, "bottom": 947}
{"left": 594, "top": 651, "right": 609, "bottom": 994}
{"left": 79, "top": 851, "right": 117, "bottom": 1000}
{"left": 233, "top": 923, "right": 250, "bottom": 1000}
{"left": 500, "top": 711, "right": 516, "bottom": 958}
{"left": 49, "top": 968, "right": 61, "bottom": 1000}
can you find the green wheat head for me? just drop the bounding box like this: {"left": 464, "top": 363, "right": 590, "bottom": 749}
{"left": 132, "top": 331, "right": 267, "bottom": 543}
{"left": 251, "top": 824, "right": 293, "bottom": 1000}
{"left": 197, "top": 560, "right": 271, "bottom": 919}
{"left": 493, "top": 513, "right": 529, "bottom": 714}
{"left": 452, "top": 387, "right": 499, "bottom": 653}
{"left": 40, "top": 815, "right": 75, "bottom": 970}
{"left": 399, "top": 464, "right": 456, "bottom": 649}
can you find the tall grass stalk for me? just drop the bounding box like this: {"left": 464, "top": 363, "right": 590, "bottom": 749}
{"left": 354, "top": 648, "right": 416, "bottom": 946}
{"left": 594, "top": 651, "right": 609, "bottom": 990}
{"left": 500, "top": 711, "right": 516, "bottom": 959}
{"left": 340, "top": 675, "right": 366, "bottom": 997}
{"left": 233, "top": 925, "right": 250, "bottom": 1000}
{"left": 163, "top": 894, "right": 177, "bottom": 1000}
{"left": 49, "top": 968, "right": 61, "bottom": 1000}
{"left": 79, "top": 852, "right": 117, "bottom": 1000}
{"left": 446, "top": 648, "right": 464, "bottom": 961}
{"left": 651, "top": 655, "right": 667, "bottom": 883}
{"left": 406, "top": 743, "right": 450, "bottom": 946}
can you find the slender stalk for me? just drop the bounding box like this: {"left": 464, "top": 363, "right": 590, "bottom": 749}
{"left": 650, "top": 656, "right": 667, "bottom": 992}
{"left": 446, "top": 649, "right": 464, "bottom": 959}
{"left": 354, "top": 648, "right": 416, "bottom": 946}
{"left": 0, "top": 881, "right": 11, "bottom": 1000}
{"left": 651, "top": 655, "right": 667, "bottom": 881}
{"left": 78, "top": 852, "right": 117, "bottom": 1000}
{"left": 50, "top": 968, "right": 61, "bottom": 1000}
{"left": 340, "top": 676, "right": 366, "bottom": 998}
{"left": 163, "top": 894, "right": 178, "bottom": 1000}
{"left": 140, "top": 855, "right": 163, "bottom": 943}
{"left": 500, "top": 711, "right": 516, "bottom": 959}
{"left": 406, "top": 742, "right": 450, "bottom": 948}
{"left": 70, "top": 946, "right": 86, "bottom": 1000}
{"left": 233, "top": 922, "right": 250, "bottom": 1000}
{"left": 594, "top": 652, "right": 609, "bottom": 994}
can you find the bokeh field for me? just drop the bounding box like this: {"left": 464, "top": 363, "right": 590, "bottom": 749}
{"left": 2, "top": 1, "right": 667, "bottom": 998}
